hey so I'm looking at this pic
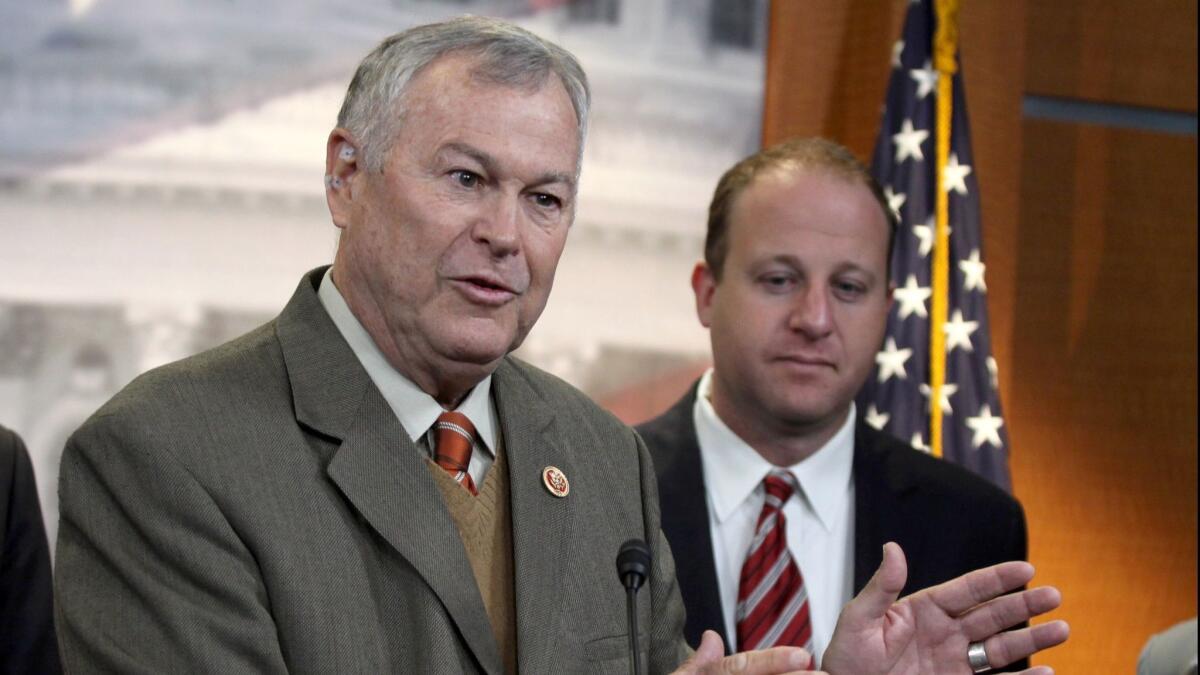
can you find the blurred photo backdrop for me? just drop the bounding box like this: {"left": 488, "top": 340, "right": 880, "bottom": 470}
{"left": 0, "top": 0, "right": 767, "bottom": 555}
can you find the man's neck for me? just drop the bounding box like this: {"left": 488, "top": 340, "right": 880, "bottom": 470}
{"left": 329, "top": 265, "right": 488, "bottom": 409}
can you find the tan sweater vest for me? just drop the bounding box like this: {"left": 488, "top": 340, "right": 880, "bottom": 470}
{"left": 425, "top": 448, "right": 517, "bottom": 674}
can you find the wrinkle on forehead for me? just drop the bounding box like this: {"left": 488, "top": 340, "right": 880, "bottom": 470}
{"left": 389, "top": 54, "right": 583, "bottom": 170}
{"left": 383, "top": 60, "right": 579, "bottom": 177}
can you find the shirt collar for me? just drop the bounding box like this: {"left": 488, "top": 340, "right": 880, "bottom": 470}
{"left": 317, "top": 268, "right": 497, "bottom": 454}
{"left": 693, "top": 369, "right": 855, "bottom": 531}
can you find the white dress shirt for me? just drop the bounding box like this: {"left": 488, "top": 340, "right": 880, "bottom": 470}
{"left": 317, "top": 269, "right": 498, "bottom": 486}
{"left": 693, "top": 369, "right": 856, "bottom": 663}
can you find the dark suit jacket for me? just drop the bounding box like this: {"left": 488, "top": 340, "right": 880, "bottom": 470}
{"left": 636, "top": 383, "right": 1027, "bottom": 656}
{"left": 55, "top": 268, "right": 689, "bottom": 674}
{"left": 0, "top": 425, "right": 61, "bottom": 674}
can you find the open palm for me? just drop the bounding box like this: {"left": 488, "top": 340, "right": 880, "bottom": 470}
{"left": 822, "top": 542, "right": 1069, "bottom": 675}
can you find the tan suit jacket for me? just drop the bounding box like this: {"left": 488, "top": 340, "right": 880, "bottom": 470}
{"left": 55, "top": 268, "right": 688, "bottom": 673}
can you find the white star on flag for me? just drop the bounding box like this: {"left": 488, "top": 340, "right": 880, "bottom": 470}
{"left": 987, "top": 356, "right": 1000, "bottom": 390}
{"left": 884, "top": 185, "right": 907, "bottom": 221}
{"left": 966, "top": 404, "right": 1005, "bottom": 448}
{"left": 912, "top": 216, "right": 950, "bottom": 259}
{"left": 875, "top": 337, "right": 913, "bottom": 382}
{"left": 892, "top": 119, "right": 929, "bottom": 163}
{"left": 909, "top": 60, "right": 938, "bottom": 99}
{"left": 919, "top": 382, "right": 958, "bottom": 415}
{"left": 912, "top": 215, "right": 934, "bottom": 257}
{"left": 865, "top": 404, "right": 890, "bottom": 430}
{"left": 910, "top": 433, "right": 931, "bottom": 453}
{"left": 893, "top": 274, "right": 931, "bottom": 319}
{"left": 959, "top": 249, "right": 987, "bottom": 291}
{"left": 942, "top": 152, "right": 972, "bottom": 194}
{"left": 943, "top": 309, "right": 979, "bottom": 353}
{"left": 891, "top": 40, "right": 905, "bottom": 68}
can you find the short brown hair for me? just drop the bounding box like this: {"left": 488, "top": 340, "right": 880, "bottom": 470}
{"left": 704, "top": 137, "right": 897, "bottom": 280}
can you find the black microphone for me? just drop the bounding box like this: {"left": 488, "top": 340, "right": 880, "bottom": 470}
{"left": 616, "top": 539, "right": 651, "bottom": 675}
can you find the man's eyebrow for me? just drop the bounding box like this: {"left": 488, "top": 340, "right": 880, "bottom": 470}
{"left": 537, "top": 171, "right": 576, "bottom": 191}
{"left": 440, "top": 142, "right": 576, "bottom": 192}
{"left": 439, "top": 142, "right": 496, "bottom": 174}
{"left": 833, "top": 260, "right": 881, "bottom": 284}
{"left": 755, "top": 254, "right": 880, "bottom": 281}
{"left": 755, "top": 253, "right": 802, "bottom": 269}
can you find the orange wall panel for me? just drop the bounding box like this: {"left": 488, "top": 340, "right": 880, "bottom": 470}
{"left": 762, "top": 2, "right": 1198, "bottom": 673}
{"left": 763, "top": 0, "right": 903, "bottom": 158}
{"left": 1026, "top": 0, "right": 1198, "bottom": 112}
{"left": 1012, "top": 120, "right": 1198, "bottom": 671}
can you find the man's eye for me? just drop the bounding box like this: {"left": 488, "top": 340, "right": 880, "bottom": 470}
{"left": 760, "top": 274, "right": 794, "bottom": 291}
{"left": 532, "top": 193, "right": 561, "bottom": 209}
{"left": 834, "top": 280, "right": 867, "bottom": 298}
{"left": 450, "top": 170, "right": 480, "bottom": 188}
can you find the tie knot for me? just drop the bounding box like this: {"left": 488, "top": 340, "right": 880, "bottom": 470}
{"left": 434, "top": 411, "right": 477, "bottom": 472}
{"left": 763, "top": 471, "right": 798, "bottom": 504}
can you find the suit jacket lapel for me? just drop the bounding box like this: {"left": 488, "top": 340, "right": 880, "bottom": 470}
{"left": 328, "top": 391, "right": 504, "bottom": 675}
{"left": 851, "top": 422, "right": 918, "bottom": 594}
{"left": 491, "top": 360, "right": 575, "bottom": 675}
{"left": 650, "top": 385, "right": 729, "bottom": 651}
{"left": 276, "top": 269, "right": 503, "bottom": 675}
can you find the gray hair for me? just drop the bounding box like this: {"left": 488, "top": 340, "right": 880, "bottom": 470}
{"left": 337, "top": 15, "right": 591, "bottom": 171}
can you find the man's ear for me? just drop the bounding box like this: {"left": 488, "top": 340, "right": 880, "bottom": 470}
{"left": 886, "top": 280, "right": 895, "bottom": 314}
{"left": 691, "top": 261, "right": 718, "bottom": 329}
{"left": 325, "top": 128, "right": 361, "bottom": 231}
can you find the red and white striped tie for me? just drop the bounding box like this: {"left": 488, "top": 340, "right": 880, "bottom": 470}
{"left": 735, "top": 470, "right": 813, "bottom": 661}
{"left": 432, "top": 411, "right": 478, "bottom": 496}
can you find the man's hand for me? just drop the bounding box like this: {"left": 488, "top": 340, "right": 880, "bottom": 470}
{"left": 673, "top": 630, "right": 822, "bottom": 674}
{"left": 822, "top": 542, "right": 1069, "bottom": 675}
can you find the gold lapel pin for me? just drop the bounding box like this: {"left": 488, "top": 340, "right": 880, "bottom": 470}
{"left": 542, "top": 466, "right": 569, "bottom": 498}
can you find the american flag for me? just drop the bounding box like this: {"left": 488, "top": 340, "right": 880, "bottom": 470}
{"left": 856, "top": 0, "right": 1012, "bottom": 491}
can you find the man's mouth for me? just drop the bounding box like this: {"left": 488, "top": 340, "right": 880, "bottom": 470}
{"left": 775, "top": 354, "right": 836, "bottom": 369}
{"left": 450, "top": 275, "right": 521, "bottom": 306}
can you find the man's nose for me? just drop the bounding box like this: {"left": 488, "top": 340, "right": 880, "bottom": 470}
{"left": 472, "top": 192, "right": 521, "bottom": 257}
{"left": 788, "top": 285, "right": 834, "bottom": 338}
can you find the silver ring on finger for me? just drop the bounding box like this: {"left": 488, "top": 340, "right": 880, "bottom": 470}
{"left": 967, "top": 641, "right": 990, "bottom": 673}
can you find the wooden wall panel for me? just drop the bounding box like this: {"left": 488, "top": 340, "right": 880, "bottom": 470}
{"left": 1026, "top": 0, "right": 1198, "bottom": 111}
{"left": 954, "top": 2, "right": 1029, "bottom": 410}
{"left": 763, "top": 1, "right": 1198, "bottom": 673}
{"left": 1012, "top": 121, "right": 1198, "bottom": 671}
{"left": 762, "top": 0, "right": 903, "bottom": 158}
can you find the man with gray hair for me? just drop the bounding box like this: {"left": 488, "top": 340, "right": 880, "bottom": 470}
{"left": 55, "top": 17, "right": 1065, "bottom": 674}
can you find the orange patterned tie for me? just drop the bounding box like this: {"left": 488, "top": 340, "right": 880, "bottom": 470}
{"left": 432, "top": 411, "right": 478, "bottom": 496}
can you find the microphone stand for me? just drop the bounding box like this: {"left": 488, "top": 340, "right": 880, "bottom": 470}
{"left": 626, "top": 583, "right": 642, "bottom": 675}
{"left": 616, "top": 538, "right": 651, "bottom": 675}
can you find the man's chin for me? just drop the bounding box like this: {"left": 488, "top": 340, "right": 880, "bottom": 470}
{"left": 769, "top": 397, "right": 851, "bottom": 430}
{"left": 438, "top": 334, "right": 517, "bottom": 370}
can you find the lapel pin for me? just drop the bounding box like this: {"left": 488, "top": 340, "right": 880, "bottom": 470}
{"left": 542, "top": 466, "right": 569, "bottom": 498}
